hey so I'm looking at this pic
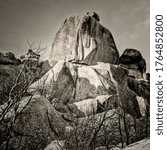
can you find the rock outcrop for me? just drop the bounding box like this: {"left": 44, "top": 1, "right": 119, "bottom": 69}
{"left": 0, "top": 52, "right": 21, "bottom": 65}
{"left": 49, "top": 11, "right": 119, "bottom": 66}
{"left": 0, "top": 95, "right": 70, "bottom": 150}
{"left": 119, "top": 48, "right": 149, "bottom": 117}
{"left": 28, "top": 61, "right": 75, "bottom": 102}
{"left": 28, "top": 61, "right": 142, "bottom": 118}
{"left": 119, "top": 49, "right": 146, "bottom": 77}
{"left": 0, "top": 12, "right": 149, "bottom": 150}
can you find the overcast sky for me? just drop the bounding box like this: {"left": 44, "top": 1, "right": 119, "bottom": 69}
{"left": 0, "top": 0, "right": 149, "bottom": 71}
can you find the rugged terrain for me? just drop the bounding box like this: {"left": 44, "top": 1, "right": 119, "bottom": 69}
{"left": 0, "top": 11, "right": 149, "bottom": 150}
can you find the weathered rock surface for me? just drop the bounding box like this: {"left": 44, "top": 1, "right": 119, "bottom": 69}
{"left": 127, "top": 77, "right": 150, "bottom": 116}
{"left": 127, "top": 77, "right": 150, "bottom": 104}
{"left": 52, "top": 94, "right": 118, "bottom": 118}
{"left": 72, "top": 95, "right": 117, "bottom": 116}
{"left": 119, "top": 49, "right": 146, "bottom": 75}
{"left": 72, "top": 63, "right": 117, "bottom": 102}
{"left": 44, "top": 140, "right": 65, "bottom": 150}
{"left": 28, "top": 61, "right": 75, "bottom": 102}
{"left": 64, "top": 109, "right": 147, "bottom": 149}
{"left": 121, "top": 138, "right": 149, "bottom": 150}
{"left": 0, "top": 94, "right": 70, "bottom": 150}
{"left": 49, "top": 11, "right": 119, "bottom": 66}
{"left": 28, "top": 61, "right": 141, "bottom": 118}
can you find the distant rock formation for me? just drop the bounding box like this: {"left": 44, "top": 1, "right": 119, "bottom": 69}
{"left": 49, "top": 11, "right": 119, "bottom": 66}
{"left": 0, "top": 52, "right": 21, "bottom": 65}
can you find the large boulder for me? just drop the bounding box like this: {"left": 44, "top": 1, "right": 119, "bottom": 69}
{"left": 28, "top": 61, "right": 75, "bottom": 102}
{"left": 28, "top": 61, "right": 117, "bottom": 103}
{"left": 49, "top": 11, "right": 119, "bottom": 66}
{"left": 119, "top": 49, "right": 146, "bottom": 75}
{"left": 28, "top": 61, "right": 141, "bottom": 118}
{"left": 0, "top": 94, "right": 70, "bottom": 150}
{"left": 52, "top": 94, "right": 118, "bottom": 118}
{"left": 72, "top": 63, "right": 117, "bottom": 102}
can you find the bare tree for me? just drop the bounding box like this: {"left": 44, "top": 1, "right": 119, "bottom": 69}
{"left": 0, "top": 42, "right": 47, "bottom": 149}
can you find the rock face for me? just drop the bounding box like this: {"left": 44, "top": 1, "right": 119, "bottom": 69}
{"left": 119, "top": 49, "right": 146, "bottom": 76}
{"left": 49, "top": 11, "right": 119, "bottom": 66}
{"left": 28, "top": 61, "right": 75, "bottom": 102}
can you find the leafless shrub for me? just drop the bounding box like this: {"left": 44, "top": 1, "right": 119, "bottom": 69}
{"left": 0, "top": 42, "right": 47, "bottom": 149}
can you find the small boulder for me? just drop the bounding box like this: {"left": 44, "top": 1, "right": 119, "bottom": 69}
{"left": 0, "top": 52, "right": 21, "bottom": 65}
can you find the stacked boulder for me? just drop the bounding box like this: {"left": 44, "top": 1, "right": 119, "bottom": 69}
{"left": 119, "top": 48, "right": 150, "bottom": 116}
{"left": 0, "top": 12, "right": 150, "bottom": 149}
{"left": 28, "top": 60, "right": 142, "bottom": 119}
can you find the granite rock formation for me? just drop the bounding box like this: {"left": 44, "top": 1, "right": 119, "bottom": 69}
{"left": 119, "top": 48, "right": 146, "bottom": 78}
{"left": 28, "top": 61, "right": 142, "bottom": 118}
{"left": 0, "top": 95, "right": 72, "bottom": 150}
{"left": 49, "top": 11, "right": 119, "bottom": 66}
{"left": 0, "top": 12, "right": 149, "bottom": 150}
